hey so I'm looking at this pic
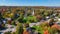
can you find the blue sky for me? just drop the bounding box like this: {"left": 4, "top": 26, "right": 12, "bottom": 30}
{"left": 0, "top": 0, "right": 60, "bottom": 6}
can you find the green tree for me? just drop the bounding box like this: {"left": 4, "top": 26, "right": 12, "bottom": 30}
{"left": 27, "top": 16, "right": 38, "bottom": 23}
{"left": 16, "top": 23, "right": 23, "bottom": 34}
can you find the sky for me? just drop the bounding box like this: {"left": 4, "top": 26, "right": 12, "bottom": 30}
{"left": 0, "top": 0, "right": 60, "bottom": 6}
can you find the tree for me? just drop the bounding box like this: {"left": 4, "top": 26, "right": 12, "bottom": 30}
{"left": 27, "top": 16, "right": 38, "bottom": 23}
{"left": 16, "top": 23, "right": 23, "bottom": 34}
{"left": 4, "top": 32, "right": 11, "bottom": 34}
{"left": 36, "top": 15, "right": 42, "bottom": 21}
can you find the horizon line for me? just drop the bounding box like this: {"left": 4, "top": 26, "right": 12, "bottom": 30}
{"left": 0, "top": 5, "right": 60, "bottom": 7}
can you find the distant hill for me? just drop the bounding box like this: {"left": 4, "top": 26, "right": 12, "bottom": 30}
{"left": 0, "top": 6, "right": 60, "bottom": 10}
